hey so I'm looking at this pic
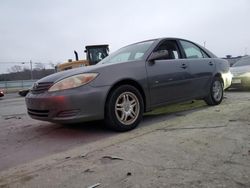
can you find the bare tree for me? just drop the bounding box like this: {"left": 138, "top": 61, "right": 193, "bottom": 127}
{"left": 49, "top": 62, "right": 55, "bottom": 69}
{"left": 8, "top": 65, "right": 23, "bottom": 73}
{"left": 34, "top": 63, "right": 45, "bottom": 70}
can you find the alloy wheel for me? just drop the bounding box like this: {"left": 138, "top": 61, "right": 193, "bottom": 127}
{"left": 212, "top": 80, "right": 223, "bottom": 102}
{"left": 115, "top": 92, "right": 140, "bottom": 125}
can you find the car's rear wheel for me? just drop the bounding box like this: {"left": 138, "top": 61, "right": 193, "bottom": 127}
{"left": 204, "top": 77, "right": 224, "bottom": 105}
{"left": 105, "top": 85, "right": 144, "bottom": 131}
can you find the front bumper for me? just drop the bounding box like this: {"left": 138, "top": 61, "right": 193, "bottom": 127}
{"left": 25, "top": 85, "right": 110, "bottom": 123}
{"left": 230, "top": 76, "right": 250, "bottom": 89}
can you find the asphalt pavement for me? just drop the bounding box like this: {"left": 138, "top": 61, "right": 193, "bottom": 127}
{"left": 0, "top": 91, "right": 249, "bottom": 187}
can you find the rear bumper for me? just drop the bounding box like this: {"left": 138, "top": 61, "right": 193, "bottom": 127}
{"left": 25, "top": 85, "right": 110, "bottom": 123}
{"left": 222, "top": 72, "right": 232, "bottom": 89}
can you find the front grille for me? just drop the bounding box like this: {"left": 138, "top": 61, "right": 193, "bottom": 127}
{"left": 31, "top": 82, "right": 53, "bottom": 94}
{"left": 56, "top": 109, "right": 80, "bottom": 118}
{"left": 28, "top": 108, "right": 49, "bottom": 117}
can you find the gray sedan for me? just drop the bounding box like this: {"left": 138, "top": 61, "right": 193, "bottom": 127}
{"left": 26, "top": 38, "right": 230, "bottom": 131}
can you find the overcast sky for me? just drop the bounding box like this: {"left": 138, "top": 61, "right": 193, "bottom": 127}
{"left": 0, "top": 0, "right": 249, "bottom": 73}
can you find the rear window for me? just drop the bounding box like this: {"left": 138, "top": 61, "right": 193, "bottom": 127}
{"left": 180, "top": 40, "right": 209, "bottom": 59}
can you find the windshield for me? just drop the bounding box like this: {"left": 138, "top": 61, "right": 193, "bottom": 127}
{"left": 99, "top": 40, "right": 155, "bottom": 64}
{"left": 233, "top": 56, "right": 250, "bottom": 67}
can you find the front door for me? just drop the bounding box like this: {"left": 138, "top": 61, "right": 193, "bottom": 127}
{"left": 146, "top": 40, "right": 191, "bottom": 106}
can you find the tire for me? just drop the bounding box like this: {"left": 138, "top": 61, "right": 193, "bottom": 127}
{"left": 204, "top": 77, "right": 224, "bottom": 106}
{"left": 105, "top": 85, "right": 144, "bottom": 132}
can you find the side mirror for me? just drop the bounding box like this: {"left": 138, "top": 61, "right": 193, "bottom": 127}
{"left": 148, "top": 50, "right": 169, "bottom": 61}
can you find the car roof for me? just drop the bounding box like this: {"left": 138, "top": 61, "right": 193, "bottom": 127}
{"left": 130, "top": 37, "right": 217, "bottom": 58}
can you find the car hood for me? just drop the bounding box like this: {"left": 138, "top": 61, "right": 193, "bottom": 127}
{"left": 230, "top": 65, "right": 250, "bottom": 76}
{"left": 37, "top": 63, "right": 111, "bottom": 83}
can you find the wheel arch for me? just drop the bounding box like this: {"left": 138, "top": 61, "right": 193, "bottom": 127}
{"left": 104, "top": 79, "right": 147, "bottom": 113}
{"left": 214, "top": 72, "right": 222, "bottom": 78}
{"left": 214, "top": 72, "right": 224, "bottom": 86}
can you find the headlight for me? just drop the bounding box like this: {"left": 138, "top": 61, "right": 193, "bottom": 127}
{"left": 48, "top": 73, "right": 98, "bottom": 92}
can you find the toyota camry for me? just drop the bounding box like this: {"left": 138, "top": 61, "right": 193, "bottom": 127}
{"left": 26, "top": 38, "right": 230, "bottom": 131}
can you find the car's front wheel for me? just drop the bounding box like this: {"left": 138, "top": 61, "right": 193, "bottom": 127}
{"left": 105, "top": 85, "right": 144, "bottom": 131}
{"left": 204, "top": 77, "right": 224, "bottom": 105}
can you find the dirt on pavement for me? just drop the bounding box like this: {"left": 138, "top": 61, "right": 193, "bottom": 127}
{"left": 0, "top": 91, "right": 250, "bottom": 187}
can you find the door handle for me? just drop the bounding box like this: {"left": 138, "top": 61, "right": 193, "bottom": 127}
{"left": 209, "top": 61, "right": 214, "bottom": 66}
{"left": 181, "top": 64, "right": 187, "bottom": 69}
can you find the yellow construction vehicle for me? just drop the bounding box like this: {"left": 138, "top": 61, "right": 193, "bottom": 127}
{"left": 56, "top": 45, "right": 109, "bottom": 72}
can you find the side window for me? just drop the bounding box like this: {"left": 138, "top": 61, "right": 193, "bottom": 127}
{"left": 134, "top": 52, "right": 144, "bottom": 60}
{"left": 154, "top": 40, "right": 181, "bottom": 60}
{"left": 180, "top": 40, "right": 206, "bottom": 59}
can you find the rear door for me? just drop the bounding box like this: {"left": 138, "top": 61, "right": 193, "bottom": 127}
{"left": 146, "top": 40, "right": 192, "bottom": 106}
{"left": 178, "top": 40, "right": 215, "bottom": 98}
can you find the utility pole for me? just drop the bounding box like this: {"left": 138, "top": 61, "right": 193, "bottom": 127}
{"left": 203, "top": 41, "right": 206, "bottom": 48}
{"left": 30, "top": 60, "right": 33, "bottom": 80}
